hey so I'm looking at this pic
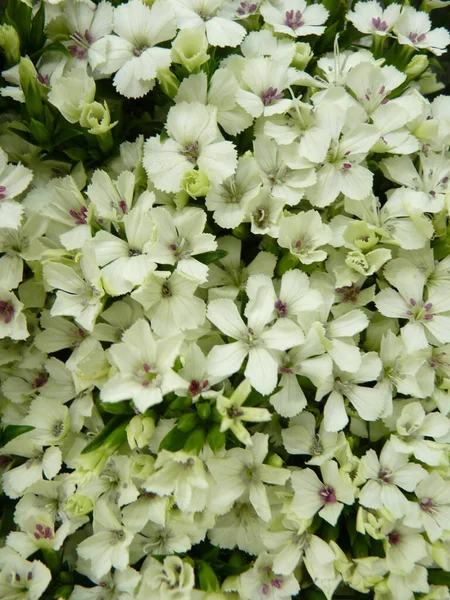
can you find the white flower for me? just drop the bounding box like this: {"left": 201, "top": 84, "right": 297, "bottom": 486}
{"left": 260, "top": 0, "right": 329, "bottom": 38}
{"left": 394, "top": 6, "right": 450, "bottom": 56}
{"left": 91, "top": 194, "right": 157, "bottom": 295}
{"left": 404, "top": 472, "right": 450, "bottom": 543}
{"left": 76, "top": 499, "right": 134, "bottom": 579}
{"left": 178, "top": 342, "right": 223, "bottom": 401}
{"left": 86, "top": 169, "right": 135, "bottom": 222}
{"left": 207, "top": 433, "right": 290, "bottom": 521}
{"left": 347, "top": 1, "right": 401, "bottom": 36}
{"left": 43, "top": 247, "right": 105, "bottom": 332}
{"left": 143, "top": 451, "right": 209, "bottom": 512}
{"left": 215, "top": 379, "right": 272, "bottom": 447}
{"left": 47, "top": 67, "right": 96, "bottom": 123}
{"left": 0, "top": 148, "right": 33, "bottom": 230}
{"left": 100, "top": 319, "right": 185, "bottom": 412}
{"left": 89, "top": 0, "right": 177, "bottom": 98}
{"left": 318, "top": 351, "right": 385, "bottom": 432}
{"left": 282, "top": 411, "right": 346, "bottom": 466}
{"left": 132, "top": 271, "right": 206, "bottom": 336}
{"left": 0, "top": 288, "right": 28, "bottom": 340}
{"left": 358, "top": 441, "right": 427, "bottom": 519}
{"left": 208, "top": 501, "right": 267, "bottom": 554}
{"left": 241, "top": 553, "right": 300, "bottom": 599}
{"left": 143, "top": 102, "right": 237, "bottom": 193}
{"left": 137, "top": 555, "right": 195, "bottom": 600}
{"left": 236, "top": 57, "right": 295, "bottom": 118}
{"left": 145, "top": 206, "right": 217, "bottom": 283}
{"left": 174, "top": 0, "right": 247, "bottom": 47}
{"left": 206, "top": 291, "right": 304, "bottom": 394}
{"left": 375, "top": 261, "right": 450, "bottom": 352}
{"left": 277, "top": 210, "right": 332, "bottom": 264}
{"left": 0, "top": 548, "right": 51, "bottom": 600}
{"left": 382, "top": 522, "right": 428, "bottom": 575}
{"left": 205, "top": 154, "right": 261, "bottom": 229}
{"left": 291, "top": 461, "right": 355, "bottom": 525}
{"left": 346, "top": 62, "right": 406, "bottom": 116}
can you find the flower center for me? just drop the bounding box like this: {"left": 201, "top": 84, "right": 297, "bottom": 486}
{"left": 138, "top": 363, "right": 158, "bottom": 387}
{"left": 161, "top": 282, "right": 172, "bottom": 297}
{"left": 188, "top": 379, "right": 209, "bottom": 396}
{"left": 52, "top": 421, "right": 65, "bottom": 437}
{"left": 388, "top": 531, "right": 401, "bottom": 545}
{"left": 0, "top": 301, "right": 15, "bottom": 324}
{"left": 310, "top": 435, "right": 323, "bottom": 456}
{"left": 285, "top": 9, "right": 304, "bottom": 30}
{"left": 236, "top": 1, "right": 258, "bottom": 16}
{"left": 227, "top": 406, "right": 244, "bottom": 419}
{"left": 34, "top": 524, "right": 53, "bottom": 540}
{"left": 371, "top": 17, "right": 388, "bottom": 32}
{"left": 169, "top": 238, "right": 190, "bottom": 260}
{"left": 32, "top": 372, "right": 48, "bottom": 389}
{"left": 408, "top": 32, "right": 427, "bottom": 44}
{"left": 180, "top": 141, "right": 199, "bottom": 164}
{"left": 0, "top": 185, "right": 7, "bottom": 200}
{"left": 261, "top": 87, "right": 284, "bottom": 106}
{"left": 406, "top": 298, "right": 434, "bottom": 322}
{"left": 318, "top": 485, "right": 336, "bottom": 504}
{"left": 69, "top": 206, "right": 88, "bottom": 225}
{"left": 274, "top": 299, "right": 288, "bottom": 318}
{"left": 335, "top": 283, "right": 360, "bottom": 303}
{"left": 133, "top": 45, "right": 149, "bottom": 57}
{"left": 419, "top": 498, "right": 436, "bottom": 514}
{"left": 378, "top": 469, "right": 392, "bottom": 484}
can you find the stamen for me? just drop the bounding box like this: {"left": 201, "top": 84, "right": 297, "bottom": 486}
{"left": 318, "top": 485, "right": 336, "bottom": 504}
{"left": 0, "top": 301, "right": 15, "bottom": 324}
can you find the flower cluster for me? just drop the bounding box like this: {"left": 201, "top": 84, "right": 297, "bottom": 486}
{"left": 0, "top": 1, "right": 449, "bottom": 599}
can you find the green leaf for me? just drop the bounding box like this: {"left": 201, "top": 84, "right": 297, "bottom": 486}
{"left": 29, "top": 118, "right": 51, "bottom": 147}
{"left": 206, "top": 424, "right": 226, "bottom": 453}
{"left": 29, "top": 1, "right": 45, "bottom": 53}
{"left": 4, "top": 0, "right": 32, "bottom": 49}
{"left": 159, "top": 427, "right": 189, "bottom": 452}
{"left": 197, "top": 561, "right": 221, "bottom": 592}
{"left": 2, "top": 424, "right": 35, "bottom": 445}
{"left": 53, "top": 128, "right": 83, "bottom": 146}
{"left": 30, "top": 41, "right": 70, "bottom": 61}
{"left": 184, "top": 427, "right": 205, "bottom": 454}
{"left": 195, "top": 249, "right": 228, "bottom": 265}
{"left": 177, "top": 412, "right": 198, "bottom": 432}
{"left": 63, "top": 147, "right": 87, "bottom": 161}
{"left": 98, "top": 400, "right": 133, "bottom": 415}
{"left": 428, "top": 570, "right": 450, "bottom": 586}
{"left": 81, "top": 416, "right": 128, "bottom": 454}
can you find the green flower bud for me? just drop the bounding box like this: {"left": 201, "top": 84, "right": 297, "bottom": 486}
{"left": 405, "top": 54, "right": 429, "bottom": 78}
{"left": 172, "top": 29, "right": 210, "bottom": 73}
{"left": 181, "top": 168, "right": 210, "bottom": 198}
{"left": 0, "top": 24, "right": 20, "bottom": 66}
{"left": 65, "top": 494, "right": 93, "bottom": 518}
{"left": 275, "top": 252, "right": 298, "bottom": 276}
{"left": 344, "top": 221, "right": 379, "bottom": 251}
{"left": 178, "top": 412, "right": 198, "bottom": 432}
{"left": 79, "top": 101, "right": 117, "bottom": 135}
{"left": 197, "top": 402, "right": 211, "bottom": 420}
{"left": 130, "top": 454, "right": 155, "bottom": 479}
{"left": 18, "top": 57, "right": 43, "bottom": 120}
{"left": 157, "top": 67, "right": 180, "bottom": 99}
{"left": 267, "top": 453, "right": 284, "bottom": 468}
{"left": 291, "top": 42, "right": 313, "bottom": 70}
{"left": 184, "top": 427, "right": 205, "bottom": 454}
{"left": 206, "top": 423, "right": 226, "bottom": 453}
{"left": 126, "top": 415, "right": 155, "bottom": 449}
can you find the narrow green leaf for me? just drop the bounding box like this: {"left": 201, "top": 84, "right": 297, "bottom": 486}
{"left": 81, "top": 416, "right": 128, "bottom": 454}
{"left": 195, "top": 249, "right": 228, "bottom": 265}
{"left": 2, "top": 424, "right": 35, "bottom": 445}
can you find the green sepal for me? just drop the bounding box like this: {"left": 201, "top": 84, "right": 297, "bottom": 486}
{"left": 197, "top": 561, "right": 221, "bottom": 592}
{"left": 4, "top": 0, "right": 32, "bottom": 50}
{"left": 98, "top": 400, "right": 134, "bottom": 415}
{"left": 29, "top": 118, "right": 51, "bottom": 148}
{"left": 29, "top": 1, "right": 45, "bottom": 53}
{"left": 195, "top": 249, "right": 228, "bottom": 265}
{"left": 196, "top": 402, "right": 211, "bottom": 420}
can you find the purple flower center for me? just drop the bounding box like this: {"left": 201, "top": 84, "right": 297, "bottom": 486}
{"left": 408, "top": 32, "right": 427, "bottom": 44}
{"left": 388, "top": 531, "right": 401, "bottom": 545}
{"left": 319, "top": 485, "right": 336, "bottom": 504}
{"left": 274, "top": 299, "right": 288, "bottom": 318}
{"left": 180, "top": 141, "right": 199, "bottom": 164}
{"left": 0, "top": 301, "right": 14, "bottom": 324}
{"left": 69, "top": 205, "right": 88, "bottom": 225}
{"left": 133, "top": 45, "right": 149, "bottom": 57}
{"left": 285, "top": 9, "right": 304, "bottom": 30}
{"left": 419, "top": 498, "right": 435, "bottom": 514}
{"left": 236, "top": 1, "right": 258, "bottom": 16}
{"left": 189, "top": 379, "right": 209, "bottom": 396}
{"left": 119, "top": 200, "right": 127, "bottom": 214}
{"left": 262, "top": 584, "right": 270, "bottom": 595}
{"left": 68, "top": 45, "right": 87, "bottom": 59}
{"left": 372, "top": 17, "right": 388, "bottom": 32}
{"left": 37, "top": 72, "right": 50, "bottom": 86}
{"left": 32, "top": 372, "right": 48, "bottom": 389}
{"left": 0, "top": 185, "right": 7, "bottom": 200}
{"left": 34, "top": 524, "right": 53, "bottom": 540}
{"left": 335, "top": 283, "right": 360, "bottom": 304}
{"left": 378, "top": 469, "right": 392, "bottom": 483}
{"left": 140, "top": 363, "right": 158, "bottom": 387}
{"left": 261, "top": 87, "right": 284, "bottom": 106}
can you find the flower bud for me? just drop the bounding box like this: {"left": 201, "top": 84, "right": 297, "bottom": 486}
{"left": 79, "top": 101, "right": 117, "bottom": 135}
{"left": 65, "top": 494, "right": 93, "bottom": 518}
{"left": 291, "top": 42, "right": 313, "bottom": 70}
{"left": 18, "top": 57, "right": 43, "bottom": 120}
{"left": 48, "top": 67, "right": 96, "bottom": 124}
{"left": 172, "top": 29, "right": 210, "bottom": 73}
{"left": 157, "top": 66, "right": 180, "bottom": 99}
{"left": 182, "top": 168, "right": 210, "bottom": 198}
{"left": 126, "top": 415, "right": 155, "bottom": 449}
{"left": 184, "top": 426, "right": 205, "bottom": 454}
{"left": 177, "top": 412, "right": 198, "bottom": 432}
{"left": 267, "top": 453, "right": 284, "bottom": 468}
{"left": 0, "top": 24, "right": 20, "bottom": 66}
{"left": 405, "top": 54, "right": 429, "bottom": 78}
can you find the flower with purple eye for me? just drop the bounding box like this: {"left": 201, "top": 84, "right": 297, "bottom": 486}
{"left": 69, "top": 205, "right": 88, "bottom": 225}
{"left": 318, "top": 485, "right": 336, "bottom": 504}
{"left": 260, "top": 87, "right": 285, "bottom": 106}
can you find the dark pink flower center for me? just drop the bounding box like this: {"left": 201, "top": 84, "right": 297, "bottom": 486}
{"left": 236, "top": 1, "right": 258, "bottom": 16}
{"left": 274, "top": 299, "right": 288, "bottom": 318}
{"left": 419, "top": 498, "right": 435, "bottom": 514}
{"left": 285, "top": 9, "right": 304, "bottom": 30}
{"left": 0, "top": 185, "right": 7, "bottom": 200}
{"left": 378, "top": 469, "right": 392, "bottom": 484}
{"left": 372, "top": 17, "right": 388, "bottom": 32}
{"left": 319, "top": 485, "right": 336, "bottom": 504}
{"left": 189, "top": 379, "right": 209, "bottom": 396}
{"left": 34, "top": 523, "right": 53, "bottom": 540}
{"left": 0, "top": 301, "right": 15, "bottom": 324}
{"left": 388, "top": 531, "right": 401, "bottom": 545}
{"left": 261, "top": 87, "right": 285, "bottom": 106}
{"left": 408, "top": 32, "right": 427, "bottom": 44}
{"left": 69, "top": 205, "right": 88, "bottom": 225}
{"left": 335, "top": 283, "right": 361, "bottom": 304}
